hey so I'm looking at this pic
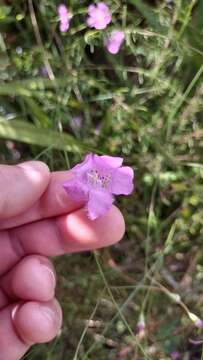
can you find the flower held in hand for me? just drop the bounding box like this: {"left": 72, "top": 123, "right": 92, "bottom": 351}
{"left": 63, "top": 154, "right": 134, "bottom": 220}
{"left": 87, "top": 2, "right": 112, "bottom": 30}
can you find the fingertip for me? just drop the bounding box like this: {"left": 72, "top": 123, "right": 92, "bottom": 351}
{"left": 13, "top": 299, "right": 62, "bottom": 344}
{"left": 93, "top": 205, "right": 126, "bottom": 246}
{"left": 57, "top": 205, "right": 125, "bottom": 252}
{"left": 11, "top": 255, "right": 56, "bottom": 302}
{"left": 18, "top": 161, "right": 50, "bottom": 186}
{"left": 0, "top": 161, "right": 51, "bottom": 219}
{"left": 108, "top": 205, "right": 126, "bottom": 243}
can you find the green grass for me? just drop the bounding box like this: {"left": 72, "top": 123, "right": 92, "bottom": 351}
{"left": 1, "top": 0, "right": 203, "bottom": 358}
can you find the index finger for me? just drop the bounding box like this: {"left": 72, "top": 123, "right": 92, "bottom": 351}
{"left": 0, "top": 206, "right": 125, "bottom": 276}
{"left": 0, "top": 171, "right": 84, "bottom": 230}
{"left": 0, "top": 161, "right": 50, "bottom": 221}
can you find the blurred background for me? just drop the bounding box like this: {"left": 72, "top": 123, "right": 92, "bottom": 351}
{"left": 1, "top": 0, "right": 203, "bottom": 359}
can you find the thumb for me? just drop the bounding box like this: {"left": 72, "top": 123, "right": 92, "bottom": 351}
{"left": 0, "top": 161, "right": 50, "bottom": 219}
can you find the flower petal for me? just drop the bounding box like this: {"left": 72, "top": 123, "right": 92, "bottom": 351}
{"left": 97, "top": 2, "right": 109, "bottom": 12}
{"left": 63, "top": 178, "right": 88, "bottom": 202}
{"left": 93, "top": 154, "right": 123, "bottom": 174}
{"left": 112, "top": 30, "right": 125, "bottom": 42}
{"left": 72, "top": 154, "right": 93, "bottom": 176}
{"left": 58, "top": 4, "right": 68, "bottom": 15}
{"left": 94, "top": 21, "right": 109, "bottom": 30}
{"left": 106, "top": 30, "right": 125, "bottom": 54}
{"left": 88, "top": 4, "right": 96, "bottom": 15}
{"left": 106, "top": 43, "right": 120, "bottom": 54}
{"left": 100, "top": 155, "right": 123, "bottom": 168}
{"left": 111, "top": 166, "right": 134, "bottom": 195}
{"left": 87, "top": 17, "right": 95, "bottom": 27}
{"left": 104, "top": 14, "right": 112, "bottom": 25}
{"left": 88, "top": 190, "right": 114, "bottom": 220}
{"left": 60, "top": 21, "right": 70, "bottom": 32}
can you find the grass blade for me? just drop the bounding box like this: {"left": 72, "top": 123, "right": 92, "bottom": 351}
{"left": 0, "top": 118, "right": 89, "bottom": 153}
{"left": 129, "top": 0, "right": 165, "bottom": 33}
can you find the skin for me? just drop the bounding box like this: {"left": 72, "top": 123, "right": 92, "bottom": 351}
{"left": 0, "top": 161, "right": 125, "bottom": 360}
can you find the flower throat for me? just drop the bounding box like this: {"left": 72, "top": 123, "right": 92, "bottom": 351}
{"left": 87, "top": 169, "right": 111, "bottom": 189}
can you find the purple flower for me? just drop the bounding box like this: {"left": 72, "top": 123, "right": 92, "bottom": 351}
{"left": 71, "top": 116, "right": 83, "bottom": 129}
{"left": 40, "top": 66, "right": 49, "bottom": 78}
{"left": 171, "top": 351, "right": 181, "bottom": 360}
{"left": 195, "top": 319, "right": 203, "bottom": 328}
{"left": 137, "top": 319, "right": 145, "bottom": 332}
{"left": 87, "top": 2, "right": 112, "bottom": 30}
{"left": 58, "top": 4, "right": 71, "bottom": 32}
{"left": 63, "top": 154, "right": 134, "bottom": 220}
{"left": 106, "top": 30, "right": 125, "bottom": 54}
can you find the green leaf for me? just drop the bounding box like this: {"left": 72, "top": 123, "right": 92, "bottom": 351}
{"left": 0, "top": 78, "right": 71, "bottom": 96}
{"left": 0, "top": 5, "right": 11, "bottom": 19}
{"left": 23, "top": 97, "right": 50, "bottom": 128}
{"left": 129, "top": 0, "right": 165, "bottom": 33}
{"left": 0, "top": 83, "right": 32, "bottom": 97}
{"left": 194, "top": 0, "right": 203, "bottom": 29}
{"left": 0, "top": 118, "right": 89, "bottom": 153}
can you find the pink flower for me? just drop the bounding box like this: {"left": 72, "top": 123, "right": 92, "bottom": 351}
{"left": 137, "top": 319, "right": 145, "bottom": 332}
{"left": 171, "top": 351, "right": 181, "bottom": 360}
{"left": 87, "top": 2, "right": 112, "bottom": 30}
{"left": 71, "top": 116, "right": 83, "bottom": 129}
{"left": 58, "top": 4, "right": 71, "bottom": 32}
{"left": 106, "top": 30, "right": 125, "bottom": 54}
{"left": 195, "top": 319, "right": 203, "bottom": 328}
{"left": 63, "top": 154, "right": 134, "bottom": 220}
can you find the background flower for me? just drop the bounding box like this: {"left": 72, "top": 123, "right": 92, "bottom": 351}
{"left": 195, "top": 319, "right": 203, "bottom": 328}
{"left": 171, "top": 351, "right": 181, "bottom": 360}
{"left": 58, "top": 4, "right": 71, "bottom": 32}
{"left": 1, "top": 1, "right": 203, "bottom": 358}
{"left": 87, "top": 2, "right": 111, "bottom": 30}
{"left": 106, "top": 30, "right": 125, "bottom": 54}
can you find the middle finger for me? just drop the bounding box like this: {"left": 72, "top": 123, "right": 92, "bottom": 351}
{"left": 0, "top": 255, "right": 56, "bottom": 309}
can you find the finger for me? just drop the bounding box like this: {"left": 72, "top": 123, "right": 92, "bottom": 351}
{"left": 0, "top": 206, "right": 125, "bottom": 275}
{"left": 0, "top": 299, "right": 62, "bottom": 360}
{"left": 0, "top": 255, "right": 56, "bottom": 307}
{"left": 0, "top": 171, "right": 83, "bottom": 230}
{"left": 0, "top": 288, "right": 8, "bottom": 309}
{"left": 13, "top": 299, "right": 62, "bottom": 344}
{"left": 0, "top": 161, "right": 50, "bottom": 220}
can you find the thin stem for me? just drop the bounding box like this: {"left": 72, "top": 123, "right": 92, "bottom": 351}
{"left": 28, "top": 0, "right": 55, "bottom": 81}
{"left": 93, "top": 251, "right": 152, "bottom": 360}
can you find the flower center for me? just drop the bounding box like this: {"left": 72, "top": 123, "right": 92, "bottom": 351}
{"left": 87, "top": 169, "right": 111, "bottom": 189}
{"left": 95, "top": 9, "right": 104, "bottom": 21}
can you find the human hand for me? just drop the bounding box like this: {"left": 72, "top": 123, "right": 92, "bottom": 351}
{"left": 0, "top": 161, "right": 125, "bottom": 360}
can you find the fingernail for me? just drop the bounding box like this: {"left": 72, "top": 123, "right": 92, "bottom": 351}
{"left": 42, "top": 265, "right": 56, "bottom": 289}
{"left": 38, "top": 258, "right": 56, "bottom": 289}
{"left": 11, "top": 303, "right": 21, "bottom": 321}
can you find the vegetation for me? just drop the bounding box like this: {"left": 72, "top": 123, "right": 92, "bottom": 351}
{"left": 1, "top": 1, "right": 203, "bottom": 358}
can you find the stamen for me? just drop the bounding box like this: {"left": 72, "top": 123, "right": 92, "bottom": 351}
{"left": 87, "top": 169, "right": 111, "bottom": 188}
